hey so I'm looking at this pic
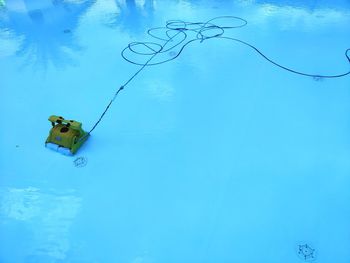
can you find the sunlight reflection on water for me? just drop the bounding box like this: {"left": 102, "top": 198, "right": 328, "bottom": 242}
{"left": 0, "top": 187, "right": 82, "bottom": 260}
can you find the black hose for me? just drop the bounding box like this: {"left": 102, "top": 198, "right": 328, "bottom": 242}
{"left": 87, "top": 16, "right": 350, "bottom": 135}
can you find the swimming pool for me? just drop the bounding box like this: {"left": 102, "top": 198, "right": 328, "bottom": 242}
{"left": 1, "top": 0, "right": 350, "bottom": 262}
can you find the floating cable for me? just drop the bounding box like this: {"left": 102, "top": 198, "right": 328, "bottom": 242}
{"left": 87, "top": 16, "right": 350, "bottom": 136}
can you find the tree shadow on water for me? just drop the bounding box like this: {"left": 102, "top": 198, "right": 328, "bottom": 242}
{"left": 105, "top": 0, "right": 155, "bottom": 36}
{"left": 0, "top": 0, "right": 95, "bottom": 70}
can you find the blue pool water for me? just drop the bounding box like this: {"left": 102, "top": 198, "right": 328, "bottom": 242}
{"left": 1, "top": 0, "right": 350, "bottom": 262}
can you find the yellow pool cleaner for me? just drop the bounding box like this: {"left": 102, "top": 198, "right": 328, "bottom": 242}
{"left": 45, "top": 115, "right": 89, "bottom": 155}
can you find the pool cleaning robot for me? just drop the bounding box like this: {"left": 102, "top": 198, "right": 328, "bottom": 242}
{"left": 43, "top": 18, "right": 350, "bottom": 156}
{"left": 45, "top": 115, "right": 89, "bottom": 155}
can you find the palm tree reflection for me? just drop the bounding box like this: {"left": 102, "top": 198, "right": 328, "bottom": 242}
{"left": 107, "top": 0, "right": 155, "bottom": 36}
{"left": 0, "top": 0, "right": 95, "bottom": 69}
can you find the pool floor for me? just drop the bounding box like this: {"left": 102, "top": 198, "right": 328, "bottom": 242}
{"left": 1, "top": 0, "right": 350, "bottom": 262}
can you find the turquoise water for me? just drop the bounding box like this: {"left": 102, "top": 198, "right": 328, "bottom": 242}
{"left": 1, "top": 0, "right": 350, "bottom": 262}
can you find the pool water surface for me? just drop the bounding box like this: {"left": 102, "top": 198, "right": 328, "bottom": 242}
{"left": 1, "top": 0, "right": 350, "bottom": 262}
